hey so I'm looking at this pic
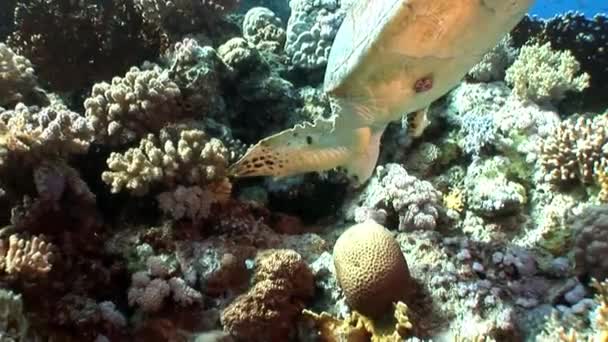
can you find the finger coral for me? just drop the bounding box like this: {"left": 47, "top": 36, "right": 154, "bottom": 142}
{"left": 0, "top": 234, "right": 54, "bottom": 278}
{"left": 102, "top": 124, "right": 229, "bottom": 196}
{"left": 84, "top": 66, "right": 182, "bottom": 145}
{"left": 539, "top": 115, "right": 608, "bottom": 185}
{"left": 0, "top": 43, "right": 40, "bottom": 107}
{"left": 0, "top": 101, "right": 94, "bottom": 167}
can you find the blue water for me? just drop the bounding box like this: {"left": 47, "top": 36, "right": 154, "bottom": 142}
{"left": 530, "top": 0, "right": 608, "bottom": 18}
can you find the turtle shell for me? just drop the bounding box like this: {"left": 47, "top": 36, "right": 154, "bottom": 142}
{"left": 323, "top": 0, "right": 403, "bottom": 93}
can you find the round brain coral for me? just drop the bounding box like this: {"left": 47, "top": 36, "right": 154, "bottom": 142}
{"left": 333, "top": 221, "right": 413, "bottom": 317}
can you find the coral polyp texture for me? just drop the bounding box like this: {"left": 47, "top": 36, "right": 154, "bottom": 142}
{"left": 102, "top": 124, "right": 229, "bottom": 195}
{"left": 0, "top": 1, "right": 608, "bottom": 341}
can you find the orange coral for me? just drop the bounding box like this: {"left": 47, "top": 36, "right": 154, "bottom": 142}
{"left": 220, "top": 249, "right": 313, "bottom": 341}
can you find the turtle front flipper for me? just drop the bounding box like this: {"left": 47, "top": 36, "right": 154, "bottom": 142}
{"left": 229, "top": 118, "right": 385, "bottom": 185}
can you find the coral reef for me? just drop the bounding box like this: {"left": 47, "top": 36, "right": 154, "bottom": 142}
{"left": 0, "top": 0, "right": 607, "bottom": 340}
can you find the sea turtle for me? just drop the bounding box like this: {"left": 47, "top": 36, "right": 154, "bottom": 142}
{"left": 229, "top": 0, "right": 534, "bottom": 184}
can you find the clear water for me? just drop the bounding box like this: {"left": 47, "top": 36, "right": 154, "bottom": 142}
{"left": 531, "top": 0, "right": 608, "bottom": 17}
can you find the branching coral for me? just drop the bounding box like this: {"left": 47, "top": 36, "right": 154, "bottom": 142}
{"left": 0, "top": 234, "right": 54, "bottom": 278}
{"left": 128, "top": 255, "right": 202, "bottom": 313}
{"left": 0, "top": 101, "right": 94, "bottom": 166}
{"left": 165, "top": 38, "right": 226, "bottom": 117}
{"left": 102, "top": 124, "right": 229, "bottom": 196}
{"left": 157, "top": 180, "right": 231, "bottom": 221}
{"left": 84, "top": 66, "right": 183, "bottom": 145}
{"left": 467, "top": 36, "right": 517, "bottom": 82}
{"left": 0, "top": 43, "right": 40, "bottom": 107}
{"left": 0, "top": 289, "right": 29, "bottom": 340}
{"left": 134, "top": 0, "right": 240, "bottom": 35}
{"left": 221, "top": 249, "right": 314, "bottom": 341}
{"left": 538, "top": 115, "right": 608, "bottom": 185}
{"left": 505, "top": 42, "right": 590, "bottom": 105}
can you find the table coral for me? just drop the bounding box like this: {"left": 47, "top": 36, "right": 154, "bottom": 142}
{"left": 102, "top": 124, "right": 229, "bottom": 196}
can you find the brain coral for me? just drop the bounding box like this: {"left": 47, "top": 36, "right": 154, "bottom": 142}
{"left": 333, "top": 221, "right": 413, "bottom": 318}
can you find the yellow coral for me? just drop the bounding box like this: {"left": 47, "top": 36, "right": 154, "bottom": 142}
{"left": 0, "top": 234, "right": 54, "bottom": 278}
{"left": 591, "top": 278, "right": 608, "bottom": 341}
{"left": 302, "top": 301, "right": 413, "bottom": 342}
{"left": 595, "top": 160, "right": 608, "bottom": 202}
{"left": 443, "top": 187, "right": 465, "bottom": 212}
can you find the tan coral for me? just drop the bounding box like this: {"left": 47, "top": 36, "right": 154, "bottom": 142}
{"left": 333, "top": 221, "right": 413, "bottom": 318}
{"left": 221, "top": 249, "right": 314, "bottom": 341}
{"left": 102, "top": 124, "right": 229, "bottom": 196}
{"left": 539, "top": 115, "right": 608, "bottom": 185}
{"left": 0, "top": 234, "right": 54, "bottom": 277}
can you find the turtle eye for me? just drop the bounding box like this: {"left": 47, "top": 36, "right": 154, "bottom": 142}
{"left": 414, "top": 75, "right": 433, "bottom": 93}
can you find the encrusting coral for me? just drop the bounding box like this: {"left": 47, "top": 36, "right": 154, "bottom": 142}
{"left": 220, "top": 249, "right": 314, "bottom": 341}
